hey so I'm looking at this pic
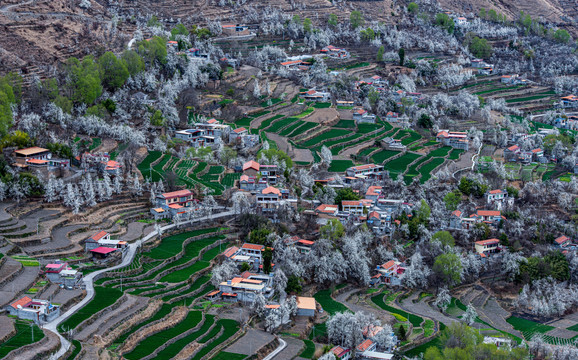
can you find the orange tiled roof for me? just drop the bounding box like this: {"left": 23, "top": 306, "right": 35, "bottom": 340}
{"left": 10, "top": 296, "right": 32, "bottom": 309}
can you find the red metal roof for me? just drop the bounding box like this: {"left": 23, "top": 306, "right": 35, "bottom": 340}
{"left": 90, "top": 247, "right": 117, "bottom": 254}
{"left": 243, "top": 160, "right": 260, "bottom": 171}
{"left": 10, "top": 296, "right": 32, "bottom": 309}
{"left": 90, "top": 231, "right": 108, "bottom": 241}
{"left": 475, "top": 239, "right": 499, "bottom": 246}
{"left": 161, "top": 189, "right": 193, "bottom": 199}
{"left": 242, "top": 243, "right": 265, "bottom": 251}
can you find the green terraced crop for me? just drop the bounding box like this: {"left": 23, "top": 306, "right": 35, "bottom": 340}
{"left": 0, "top": 319, "right": 45, "bottom": 358}
{"left": 372, "top": 150, "right": 401, "bottom": 164}
{"left": 314, "top": 289, "right": 350, "bottom": 315}
{"left": 58, "top": 286, "right": 123, "bottom": 333}
{"left": 301, "top": 129, "right": 350, "bottom": 147}
{"left": 146, "top": 228, "right": 224, "bottom": 260}
{"left": 328, "top": 160, "right": 354, "bottom": 172}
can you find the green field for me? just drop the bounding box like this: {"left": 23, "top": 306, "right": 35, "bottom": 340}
{"left": 371, "top": 293, "right": 423, "bottom": 327}
{"left": 334, "top": 120, "right": 356, "bottom": 128}
{"left": 113, "top": 303, "right": 176, "bottom": 345}
{"left": 448, "top": 149, "right": 464, "bottom": 160}
{"left": 372, "top": 150, "right": 400, "bottom": 164}
{"left": 191, "top": 319, "right": 240, "bottom": 360}
{"left": 314, "top": 289, "right": 350, "bottom": 315}
{"left": 328, "top": 160, "right": 354, "bottom": 172}
{"left": 384, "top": 153, "right": 422, "bottom": 179}
{"left": 266, "top": 117, "right": 299, "bottom": 133}
{"left": 300, "top": 339, "right": 316, "bottom": 358}
{"left": 124, "top": 311, "right": 203, "bottom": 360}
{"left": 159, "top": 244, "right": 222, "bottom": 283}
{"left": 428, "top": 146, "right": 452, "bottom": 157}
{"left": 0, "top": 319, "right": 45, "bottom": 358}
{"left": 301, "top": 129, "right": 350, "bottom": 147}
{"left": 506, "top": 316, "right": 554, "bottom": 341}
{"left": 146, "top": 228, "right": 223, "bottom": 260}
{"left": 154, "top": 314, "right": 216, "bottom": 359}
{"left": 58, "top": 286, "right": 123, "bottom": 332}
{"left": 137, "top": 151, "right": 163, "bottom": 181}
{"left": 419, "top": 157, "right": 446, "bottom": 183}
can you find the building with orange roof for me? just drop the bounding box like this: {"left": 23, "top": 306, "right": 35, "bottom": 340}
{"left": 299, "top": 88, "right": 330, "bottom": 101}
{"left": 221, "top": 23, "right": 251, "bottom": 36}
{"left": 561, "top": 94, "right": 578, "bottom": 108}
{"left": 375, "top": 260, "right": 404, "bottom": 286}
{"left": 218, "top": 271, "right": 274, "bottom": 303}
{"left": 7, "top": 296, "right": 61, "bottom": 323}
{"left": 554, "top": 235, "right": 572, "bottom": 248}
{"left": 243, "top": 160, "right": 260, "bottom": 175}
{"left": 436, "top": 130, "right": 469, "bottom": 151}
{"left": 330, "top": 346, "right": 352, "bottom": 360}
{"left": 475, "top": 239, "right": 500, "bottom": 257}
{"left": 357, "top": 339, "right": 376, "bottom": 353}
{"left": 84, "top": 231, "right": 111, "bottom": 251}
{"left": 353, "top": 108, "right": 376, "bottom": 124}
{"left": 345, "top": 163, "right": 385, "bottom": 179}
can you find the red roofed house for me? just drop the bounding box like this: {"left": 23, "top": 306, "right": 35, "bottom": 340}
{"left": 299, "top": 89, "right": 330, "bottom": 102}
{"left": 90, "top": 246, "right": 118, "bottom": 259}
{"left": 229, "top": 127, "right": 248, "bottom": 142}
{"left": 221, "top": 24, "right": 250, "bottom": 36}
{"left": 555, "top": 235, "right": 572, "bottom": 248}
{"left": 365, "top": 186, "right": 383, "bottom": 201}
{"left": 377, "top": 260, "right": 404, "bottom": 286}
{"left": 471, "top": 210, "right": 503, "bottom": 225}
{"left": 357, "top": 339, "right": 377, "bottom": 353}
{"left": 346, "top": 164, "right": 385, "bottom": 180}
{"left": 475, "top": 239, "right": 500, "bottom": 258}
{"left": 156, "top": 189, "right": 195, "bottom": 209}
{"left": 385, "top": 112, "right": 399, "bottom": 122}
{"left": 504, "top": 145, "right": 521, "bottom": 162}
{"left": 321, "top": 45, "right": 350, "bottom": 58}
{"left": 485, "top": 189, "right": 513, "bottom": 210}
{"left": 243, "top": 160, "right": 260, "bottom": 177}
{"left": 330, "top": 346, "right": 352, "bottom": 360}
{"left": 256, "top": 186, "right": 282, "bottom": 213}
{"left": 238, "top": 243, "right": 265, "bottom": 263}
{"left": 7, "top": 296, "right": 61, "bottom": 323}
{"left": 296, "top": 238, "right": 315, "bottom": 254}
{"left": 342, "top": 200, "right": 366, "bottom": 216}
{"left": 436, "top": 130, "right": 469, "bottom": 151}
{"left": 14, "top": 147, "right": 52, "bottom": 167}
{"left": 316, "top": 204, "right": 339, "bottom": 217}
{"left": 85, "top": 231, "right": 111, "bottom": 251}
{"left": 561, "top": 94, "right": 578, "bottom": 109}
{"left": 353, "top": 108, "right": 377, "bottom": 124}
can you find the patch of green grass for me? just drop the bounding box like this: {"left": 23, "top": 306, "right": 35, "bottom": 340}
{"left": 300, "top": 339, "right": 316, "bottom": 358}
{"left": 211, "top": 352, "right": 247, "bottom": 360}
{"left": 58, "top": 286, "right": 123, "bottom": 333}
{"left": 260, "top": 98, "right": 282, "bottom": 107}
{"left": 359, "top": 147, "right": 378, "bottom": 157}
{"left": 145, "top": 228, "right": 223, "bottom": 260}
{"left": 314, "top": 289, "right": 350, "bottom": 315}
{"left": 428, "top": 146, "right": 452, "bottom": 157}
{"left": 334, "top": 120, "right": 356, "bottom": 129}
{"left": 372, "top": 150, "right": 400, "bottom": 164}
{"left": 191, "top": 319, "right": 240, "bottom": 360}
{"left": 89, "top": 137, "right": 102, "bottom": 151}
{"left": 124, "top": 311, "right": 203, "bottom": 360}
{"left": 309, "top": 322, "right": 327, "bottom": 341}
{"left": 423, "top": 320, "right": 435, "bottom": 337}
{"left": 506, "top": 316, "right": 554, "bottom": 341}
{"left": 371, "top": 293, "right": 423, "bottom": 327}
{"left": 384, "top": 153, "right": 422, "bottom": 179}
{"left": 328, "top": 160, "right": 354, "bottom": 173}
{"left": 296, "top": 107, "right": 315, "bottom": 119}
{"left": 267, "top": 117, "right": 300, "bottom": 133}
{"left": 0, "top": 319, "right": 45, "bottom": 358}
{"left": 313, "top": 102, "right": 332, "bottom": 108}
{"left": 419, "top": 157, "right": 445, "bottom": 183}
{"left": 113, "top": 303, "right": 175, "bottom": 346}
{"left": 66, "top": 339, "right": 82, "bottom": 360}
{"left": 448, "top": 149, "right": 465, "bottom": 160}
{"left": 159, "top": 244, "right": 222, "bottom": 283}
{"left": 301, "top": 129, "right": 350, "bottom": 147}
{"left": 155, "top": 315, "right": 216, "bottom": 359}
{"left": 137, "top": 151, "right": 163, "bottom": 182}
{"left": 287, "top": 122, "right": 318, "bottom": 137}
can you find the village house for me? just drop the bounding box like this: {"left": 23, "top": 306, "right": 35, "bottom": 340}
{"left": 353, "top": 108, "right": 377, "bottom": 124}
{"left": 221, "top": 24, "right": 251, "bottom": 36}
{"left": 375, "top": 260, "right": 404, "bottom": 286}
{"left": 503, "top": 145, "right": 521, "bottom": 162}
{"left": 365, "top": 186, "right": 383, "bottom": 201}
{"left": 554, "top": 116, "right": 578, "bottom": 131}
{"left": 175, "top": 128, "right": 221, "bottom": 148}
{"left": 486, "top": 189, "right": 513, "bottom": 210}
{"left": 229, "top": 127, "right": 248, "bottom": 143}
{"left": 330, "top": 346, "right": 352, "bottom": 360}
{"left": 280, "top": 60, "right": 312, "bottom": 71}
{"left": 501, "top": 75, "right": 518, "bottom": 84}
{"left": 449, "top": 210, "right": 463, "bottom": 229}
{"left": 357, "top": 339, "right": 377, "bottom": 353}
{"left": 531, "top": 148, "right": 544, "bottom": 161}
{"left": 366, "top": 211, "right": 393, "bottom": 234}
{"left": 256, "top": 186, "right": 282, "bottom": 213}
{"left": 385, "top": 112, "right": 399, "bottom": 122}
{"left": 321, "top": 45, "right": 350, "bottom": 59}
{"left": 13, "top": 147, "right": 54, "bottom": 168}
{"left": 239, "top": 175, "right": 267, "bottom": 192}
{"left": 455, "top": 16, "right": 468, "bottom": 26}
{"left": 554, "top": 235, "right": 572, "bottom": 248}
{"left": 155, "top": 189, "right": 196, "bottom": 209}
{"left": 341, "top": 200, "right": 366, "bottom": 216}
{"left": 84, "top": 231, "right": 111, "bottom": 251}
{"left": 346, "top": 164, "right": 385, "bottom": 180}
{"left": 218, "top": 274, "right": 274, "bottom": 303}
{"left": 77, "top": 152, "right": 117, "bottom": 174}
{"left": 470, "top": 209, "right": 504, "bottom": 227}
{"left": 287, "top": 236, "right": 316, "bottom": 254}
{"left": 6, "top": 296, "right": 61, "bottom": 324}
{"left": 43, "top": 262, "right": 81, "bottom": 288}
{"left": 316, "top": 204, "right": 339, "bottom": 218}
{"left": 296, "top": 296, "right": 317, "bottom": 316}
{"left": 300, "top": 89, "right": 330, "bottom": 102}
{"left": 243, "top": 160, "right": 260, "bottom": 177}
{"left": 381, "top": 137, "right": 406, "bottom": 151}
{"left": 195, "top": 120, "right": 230, "bottom": 138}
{"left": 475, "top": 239, "right": 501, "bottom": 258}
{"left": 436, "top": 130, "right": 469, "bottom": 151}
{"left": 560, "top": 95, "right": 578, "bottom": 109}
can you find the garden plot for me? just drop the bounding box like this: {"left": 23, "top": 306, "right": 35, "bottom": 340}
{"left": 328, "top": 160, "right": 355, "bottom": 173}
{"left": 300, "top": 128, "right": 351, "bottom": 148}
{"left": 0, "top": 319, "right": 45, "bottom": 358}
{"left": 372, "top": 150, "right": 400, "bottom": 164}
{"left": 384, "top": 153, "right": 422, "bottom": 180}
{"left": 314, "top": 289, "right": 350, "bottom": 315}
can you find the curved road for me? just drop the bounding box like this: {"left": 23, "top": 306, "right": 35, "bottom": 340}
{"left": 45, "top": 208, "right": 234, "bottom": 360}
{"left": 263, "top": 337, "right": 287, "bottom": 360}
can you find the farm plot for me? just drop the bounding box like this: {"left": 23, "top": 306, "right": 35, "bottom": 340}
{"left": 328, "top": 160, "right": 355, "bottom": 173}
{"left": 404, "top": 157, "right": 430, "bottom": 185}
{"left": 137, "top": 151, "right": 163, "bottom": 181}
{"left": 123, "top": 311, "right": 203, "bottom": 360}
{"left": 222, "top": 173, "right": 241, "bottom": 187}
{"left": 419, "top": 157, "right": 446, "bottom": 183}
{"left": 334, "top": 120, "right": 356, "bottom": 128}
{"left": 448, "top": 149, "right": 464, "bottom": 160}
{"left": 58, "top": 286, "right": 123, "bottom": 332}
{"left": 146, "top": 228, "right": 224, "bottom": 260}
{"left": 359, "top": 147, "right": 379, "bottom": 158}
{"left": 286, "top": 122, "right": 318, "bottom": 137}
{"left": 162, "top": 274, "right": 211, "bottom": 301}
{"left": 300, "top": 129, "right": 350, "bottom": 147}
{"left": 266, "top": 117, "right": 299, "bottom": 133}
{"left": 428, "top": 146, "right": 452, "bottom": 157}
{"left": 159, "top": 244, "right": 222, "bottom": 283}
{"left": 314, "top": 289, "right": 350, "bottom": 315}
{"left": 257, "top": 114, "right": 285, "bottom": 130}
{"left": 191, "top": 319, "right": 240, "bottom": 360}
{"left": 506, "top": 316, "right": 554, "bottom": 341}
{"left": 112, "top": 303, "right": 176, "bottom": 347}
{"left": 384, "top": 153, "right": 422, "bottom": 179}
{"left": 155, "top": 314, "right": 216, "bottom": 359}
{"left": 371, "top": 293, "right": 423, "bottom": 327}
{"left": 0, "top": 319, "right": 45, "bottom": 357}
{"left": 371, "top": 150, "right": 400, "bottom": 164}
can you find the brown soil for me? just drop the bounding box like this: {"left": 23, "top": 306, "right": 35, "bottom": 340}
{"left": 306, "top": 108, "right": 340, "bottom": 124}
